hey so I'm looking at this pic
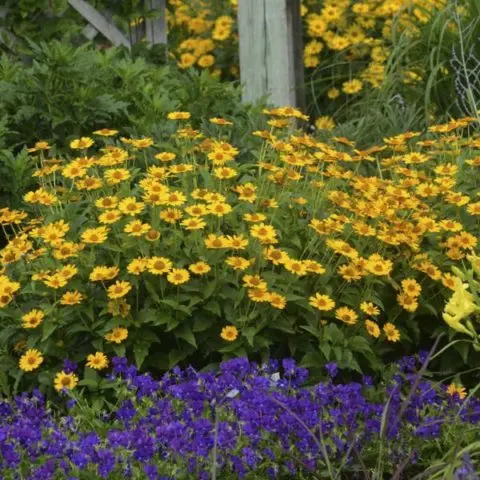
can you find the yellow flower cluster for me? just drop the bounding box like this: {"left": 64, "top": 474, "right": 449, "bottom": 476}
{"left": 2, "top": 106, "right": 480, "bottom": 377}
{"left": 167, "top": 0, "right": 452, "bottom": 102}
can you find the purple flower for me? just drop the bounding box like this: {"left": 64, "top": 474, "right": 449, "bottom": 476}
{"left": 325, "top": 362, "right": 338, "bottom": 378}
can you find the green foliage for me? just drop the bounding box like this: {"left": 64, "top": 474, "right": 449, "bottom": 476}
{"left": 0, "top": 41, "right": 263, "bottom": 206}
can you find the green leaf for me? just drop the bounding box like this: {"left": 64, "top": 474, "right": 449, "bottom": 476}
{"left": 301, "top": 351, "right": 324, "bottom": 369}
{"left": 134, "top": 342, "right": 151, "bottom": 369}
{"left": 78, "top": 379, "right": 99, "bottom": 389}
{"left": 175, "top": 325, "right": 197, "bottom": 348}
{"left": 41, "top": 317, "right": 57, "bottom": 341}
{"left": 160, "top": 299, "right": 191, "bottom": 315}
{"left": 348, "top": 336, "right": 372, "bottom": 353}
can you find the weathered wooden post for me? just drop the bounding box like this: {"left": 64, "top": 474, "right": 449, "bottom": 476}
{"left": 237, "top": 0, "right": 305, "bottom": 108}
{"left": 144, "top": 0, "right": 167, "bottom": 48}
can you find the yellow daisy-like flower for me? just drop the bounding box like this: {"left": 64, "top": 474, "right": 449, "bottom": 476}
{"left": 147, "top": 257, "right": 172, "bottom": 275}
{"left": 220, "top": 325, "right": 238, "bottom": 341}
{"left": 383, "top": 323, "right": 401, "bottom": 342}
{"left": 54, "top": 371, "right": 79, "bottom": 391}
{"left": 60, "top": 290, "right": 85, "bottom": 305}
{"left": 81, "top": 226, "right": 109, "bottom": 244}
{"left": 167, "top": 111, "right": 191, "bottom": 120}
{"left": 19, "top": 348, "right": 44, "bottom": 372}
{"left": 93, "top": 128, "right": 119, "bottom": 136}
{"left": 167, "top": 268, "right": 190, "bottom": 285}
{"left": 70, "top": 137, "right": 94, "bottom": 149}
{"left": 21, "top": 309, "right": 45, "bottom": 329}
{"left": 365, "top": 320, "right": 381, "bottom": 338}
{"left": 446, "top": 383, "right": 467, "bottom": 399}
{"left": 309, "top": 293, "right": 335, "bottom": 311}
{"left": 107, "top": 281, "right": 132, "bottom": 299}
{"left": 225, "top": 256, "right": 251, "bottom": 271}
{"left": 188, "top": 262, "right": 211, "bottom": 275}
{"left": 360, "top": 302, "right": 380, "bottom": 316}
{"left": 104, "top": 327, "right": 128, "bottom": 344}
{"left": 335, "top": 306, "right": 358, "bottom": 325}
{"left": 86, "top": 352, "right": 109, "bottom": 370}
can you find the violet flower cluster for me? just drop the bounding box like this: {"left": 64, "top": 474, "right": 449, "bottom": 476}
{"left": 0, "top": 354, "right": 478, "bottom": 479}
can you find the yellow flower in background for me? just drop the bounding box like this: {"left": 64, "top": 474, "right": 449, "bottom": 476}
{"left": 86, "top": 352, "right": 109, "bottom": 370}
{"left": 70, "top": 137, "right": 94, "bottom": 149}
{"left": 342, "top": 79, "right": 363, "bottom": 94}
{"left": 105, "top": 327, "right": 128, "bottom": 344}
{"left": 446, "top": 383, "right": 467, "bottom": 399}
{"left": 19, "top": 349, "right": 44, "bottom": 372}
{"left": 167, "top": 268, "right": 190, "bottom": 285}
{"left": 365, "top": 320, "right": 381, "bottom": 338}
{"left": 167, "top": 111, "right": 191, "bottom": 120}
{"left": 309, "top": 293, "right": 335, "bottom": 311}
{"left": 189, "top": 262, "right": 211, "bottom": 275}
{"left": 335, "top": 307, "right": 358, "bottom": 325}
{"left": 21, "top": 309, "right": 44, "bottom": 328}
{"left": 221, "top": 325, "right": 238, "bottom": 341}
{"left": 93, "top": 128, "right": 119, "bottom": 136}
{"left": 315, "top": 116, "right": 336, "bottom": 131}
{"left": 383, "top": 323, "right": 401, "bottom": 342}
{"left": 107, "top": 281, "right": 132, "bottom": 299}
{"left": 54, "top": 371, "right": 78, "bottom": 391}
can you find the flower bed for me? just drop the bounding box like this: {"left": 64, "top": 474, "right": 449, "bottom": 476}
{"left": 0, "top": 355, "right": 478, "bottom": 479}
{"left": 1, "top": 109, "right": 480, "bottom": 393}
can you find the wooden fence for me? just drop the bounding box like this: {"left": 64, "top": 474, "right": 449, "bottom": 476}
{"left": 1, "top": 0, "right": 304, "bottom": 108}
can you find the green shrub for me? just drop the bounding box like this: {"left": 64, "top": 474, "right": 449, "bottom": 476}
{"left": 0, "top": 41, "right": 264, "bottom": 206}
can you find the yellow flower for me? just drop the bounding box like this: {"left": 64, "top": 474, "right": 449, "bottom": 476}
{"left": 189, "top": 262, "right": 211, "bottom": 275}
{"left": 54, "top": 371, "right": 79, "bottom": 391}
{"left": 365, "top": 320, "right": 381, "bottom": 338}
{"left": 127, "top": 258, "right": 148, "bottom": 275}
{"left": 167, "top": 111, "right": 191, "bottom": 120}
{"left": 269, "top": 293, "right": 287, "bottom": 309}
{"left": 21, "top": 309, "right": 45, "bottom": 328}
{"left": 86, "top": 352, "right": 109, "bottom": 370}
{"left": 220, "top": 325, "right": 238, "bottom": 341}
{"left": 147, "top": 257, "right": 172, "bottom": 275}
{"left": 225, "top": 256, "right": 251, "bottom": 271}
{"left": 197, "top": 54, "right": 215, "bottom": 68}
{"left": 104, "top": 327, "right": 128, "bottom": 344}
{"left": 342, "top": 79, "right": 363, "bottom": 95}
{"left": 360, "top": 302, "right": 380, "bottom": 316}
{"left": 107, "top": 281, "right": 132, "bottom": 299}
{"left": 60, "top": 290, "right": 84, "bottom": 305}
{"left": 81, "top": 226, "right": 109, "bottom": 244}
{"left": 446, "top": 383, "right": 467, "bottom": 399}
{"left": 89, "top": 266, "right": 119, "bottom": 282}
{"left": 383, "top": 323, "right": 401, "bottom": 342}
{"left": 401, "top": 278, "right": 422, "bottom": 297}
{"left": 167, "top": 268, "right": 190, "bottom": 285}
{"left": 70, "top": 137, "right": 94, "bottom": 149}
{"left": 93, "top": 128, "right": 118, "bottom": 136}
{"left": 249, "top": 223, "right": 278, "bottom": 245}
{"left": 155, "top": 152, "right": 176, "bottom": 162}
{"left": 19, "top": 349, "right": 44, "bottom": 372}
{"left": 335, "top": 307, "right": 358, "bottom": 325}
{"left": 315, "top": 116, "right": 336, "bottom": 131}
{"left": 124, "top": 220, "right": 151, "bottom": 237}
{"left": 442, "top": 279, "right": 478, "bottom": 336}
{"left": 309, "top": 293, "right": 335, "bottom": 311}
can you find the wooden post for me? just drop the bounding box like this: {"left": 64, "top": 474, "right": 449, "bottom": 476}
{"left": 238, "top": 0, "right": 304, "bottom": 109}
{"left": 68, "top": 0, "right": 131, "bottom": 48}
{"left": 144, "top": 0, "right": 167, "bottom": 47}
